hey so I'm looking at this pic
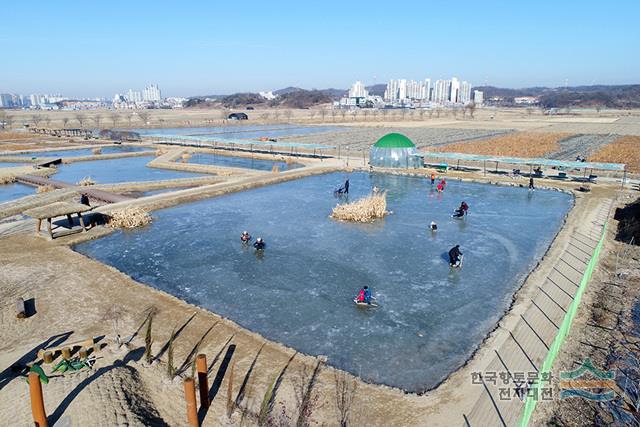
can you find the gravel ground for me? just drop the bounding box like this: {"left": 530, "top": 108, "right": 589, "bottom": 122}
{"left": 547, "top": 134, "right": 619, "bottom": 160}
{"left": 279, "top": 127, "right": 514, "bottom": 150}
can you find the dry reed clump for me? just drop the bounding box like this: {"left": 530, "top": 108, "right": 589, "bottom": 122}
{"left": 181, "top": 152, "right": 192, "bottom": 160}
{"left": 590, "top": 136, "right": 640, "bottom": 173}
{"left": 0, "top": 175, "right": 16, "bottom": 184}
{"left": 77, "top": 176, "right": 96, "bottom": 186}
{"left": 107, "top": 206, "right": 153, "bottom": 229}
{"left": 271, "top": 164, "right": 280, "bottom": 173}
{"left": 36, "top": 184, "right": 55, "bottom": 193}
{"left": 155, "top": 148, "right": 168, "bottom": 157}
{"left": 92, "top": 147, "right": 102, "bottom": 155}
{"left": 427, "top": 132, "right": 572, "bottom": 158}
{"left": 331, "top": 191, "right": 389, "bottom": 223}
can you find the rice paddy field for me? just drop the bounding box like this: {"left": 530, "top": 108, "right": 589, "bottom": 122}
{"left": 589, "top": 136, "right": 640, "bottom": 172}
{"left": 279, "top": 127, "right": 514, "bottom": 150}
{"left": 75, "top": 172, "right": 573, "bottom": 392}
{"left": 427, "top": 132, "right": 572, "bottom": 157}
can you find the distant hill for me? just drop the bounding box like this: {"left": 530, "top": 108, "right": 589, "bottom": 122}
{"left": 185, "top": 89, "right": 333, "bottom": 109}
{"left": 475, "top": 84, "right": 640, "bottom": 108}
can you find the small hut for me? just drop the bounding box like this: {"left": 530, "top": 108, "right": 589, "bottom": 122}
{"left": 369, "top": 133, "right": 423, "bottom": 169}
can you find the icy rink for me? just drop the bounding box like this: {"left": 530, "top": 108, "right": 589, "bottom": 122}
{"left": 76, "top": 172, "right": 573, "bottom": 391}
{"left": 185, "top": 153, "right": 303, "bottom": 171}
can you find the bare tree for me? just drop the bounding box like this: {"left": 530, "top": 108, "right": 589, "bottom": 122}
{"left": 451, "top": 108, "right": 458, "bottom": 118}
{"left": 380, "top": 109, "right": 388, "bottom": 121}
{"left": 467, "top": 102, "right": 476, "bottom": 118}
{"left": 435, "top": 108, "right": 441, "bottom": 118}
{"left": 93, "top": 114, "right": 103, "bottom": 128}
{"left": 0, "top": 110, "right": 7, "bottom": 129}
{"left": 31, "top": 114, "right": 43, "bottom": 127}
{"left": 260, "top": 112, "right": 269, "bottom": 122}
{"left": 127, "top": 113, "right": 134, "bottom": 127}
{"left": 428, "top": 109, "right": 434, "bottom": 118}
{"left": 596, "top": 105, "right": 602, "bottom": 115}
{"left": 334, "top": 370, "right": 358, "bottom": 427}
{"left": 44, "top": 116, "right": 52, "bottom": 128}
{"left": 109, "top": 112, "right": 119, "bottom": 128}
{"left": 340, "top": 109, "right": 347, "bottom": 121}
{"left": 272, "top": 109, "right": 280, "bottom": 122}
{"left": 330, "top": 109, "right": 337, "bottom": 122}
{"left": 74, "top": 113, "right": 86, "bottom": 128}
{"left": 284, "top": 109, "right": 293, "bottom": 122}
{"left": 362, "top": 109, "right": 369, "bottom": 121}
{"left": 418, "top": 109, "right": 426, "bottom": 120}
{"left": 400, "top": 109, "right": 407, "bottom": 121}
{"left": 62, "top": 117, "right": 70, "bottom": 128}
{"left": 319, "top": 108, "right": 327, "bottom": 122}
{"left": 526, "top": 107, "right": 534, "bottom": 116}
{"left": 461, "top": 107, "right": 467, "bottom": 119}
{"left": 408, "top": 109, "right": 415, "bottom": 121}
{"left": 137, "top": 111, "right": 150, "bottom": 126}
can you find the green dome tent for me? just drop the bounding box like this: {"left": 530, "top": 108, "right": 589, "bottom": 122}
{"left": 369, "top": 133, "right": 423, "bottom": 169}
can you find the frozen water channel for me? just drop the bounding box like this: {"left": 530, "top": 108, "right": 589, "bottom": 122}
{"left": 5, "top": 145, "right": 151, "bottom": 159}
{"left": 52, "top": 156, "right": 205, "bottom": 184}
{"left": 75, "top": 172, "right": 573, "bottom": 391}
{"left": 184, "top": 153, "right": 303, "bottom": 171}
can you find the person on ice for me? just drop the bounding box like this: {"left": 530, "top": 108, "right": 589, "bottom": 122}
{"left": 430, "top": 221, "right": 438, "bottom": 231}
{"left": 363, "top": 286, "right": 372, "bottom": 304}
{"left": 454, "top": 201, "right": 469, "bottom": 217}
{"left": 241, "top": 231, "right": 251, "bottom": 243}
{"left": 335, "top": 178, "right": 350, "bottom": 195}
{"left": 356, "top": 287, "right": 366, "bottom": 303}
{"left": 449, "top": 245, "right": 463, "bottom": 266}
{"left": 430, "top": 173, "right": 436, "bottom": 185}
{"left": 253, "top": 237, "right": 266, "bottom": 250}
{"left": 529, "top": 177, "right": 535, "bottom": 190}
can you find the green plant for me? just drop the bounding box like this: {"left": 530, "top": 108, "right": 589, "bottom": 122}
{"left": 258, "top": 374, "right": 278, "bottom": 426}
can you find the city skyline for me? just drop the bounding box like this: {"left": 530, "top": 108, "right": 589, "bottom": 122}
{"left": 1, "top": 1, "right": 639, "bottom": 97}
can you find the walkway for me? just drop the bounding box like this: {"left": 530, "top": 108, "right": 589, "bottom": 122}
{"left": 463, "top": 199, "right": 612, "bottom": 426}
{"left": 15, "top": 175, "right": 132, "bottom": 204}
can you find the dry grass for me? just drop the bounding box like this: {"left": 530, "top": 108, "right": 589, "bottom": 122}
{"left": 331, "top": 191, "right": 389, "bottom": 223}
{"left": 92, "top": 147, "right": 102, "bottom": 155}
{"left": 271, "top": 164, "right": 280, "bottom": 173}
{"left": 181, "top": 152, "right": 191, "bottom": 160}
{"left": 36, "top": 184, "right": 55, "bottom": 193}
{"left": 155, "top": 148, "right": 168, "bottom": 157}
{"left": 0, "top": 132, "right": 34, "bottom": 141}
{"left": 0, "top": 175, "right": 16, "bottom": 184}
{"left": 427, "top": 132, "right": 572, "bottom": 158}
{"left": 107, "top": 206, "right": 153, "bottom": 229}
{"left": 77, "top": 176, "right": 96, "bottom": 186}
{"left": 589, "top": 136, "right": 640, "bottom": 172}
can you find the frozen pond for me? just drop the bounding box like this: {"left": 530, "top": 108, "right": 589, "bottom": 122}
{"left": 75, "top": 173, "right": 573, "bottom": 391}
{"left": 4, "top": 145, "right": 151, "bottom": 159}
{"left": 0, "top": 162, "right": 31, "bottom": 168}
{"left": 135, "top": 124, "right": 343, "bottom": 140}
{"left": 184, "top": 153, "right": 303, "bottom": 171}
{"left": 0, "top": 183, "right": 34, "bottom": 203}
{"left": 52, "top": 156, "right": 206, "bottom": 185}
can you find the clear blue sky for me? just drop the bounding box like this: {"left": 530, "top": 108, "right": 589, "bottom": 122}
{"left": 1, "top": 1, "right": 638, "bottom": 97}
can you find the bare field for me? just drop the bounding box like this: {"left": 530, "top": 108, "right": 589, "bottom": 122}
{"left": 426, "top": 131, "right": 572, "bottom": 158}
{"left": 589, "top": 136, "right": 640, "bottom": 172}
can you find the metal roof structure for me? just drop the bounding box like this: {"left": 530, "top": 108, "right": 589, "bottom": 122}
{"left": 144, "top": 134, "right": 334, "bottom": 151}
{"left": 420, "top": 151, "right": 626, "bottom": 171}
{"left": 373, "top": 133, "right": 415, "bottom": 148}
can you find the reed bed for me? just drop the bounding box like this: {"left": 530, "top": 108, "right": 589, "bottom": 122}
{"left": 331, "top": 191, "right": 389, "bottom": 223}
{"left": 427, "top": 132, "right": 571, "bottom": 158}
{"left": 92, "top": 147, "right": 102, "bottom": 155}
{"left": 107, "top": 206, "right": 153, "bottom": 229}
{"left": 0, "top": 175, "right": 16, "bottom": 184}
{"left": 589, "top": 136, "right": 640, "bottom": 173}
{"left": 77, "top": 176, "right": 96, "bottom": 186}
{"left": 36, "top": 184, "right": 55, "bottom": 193}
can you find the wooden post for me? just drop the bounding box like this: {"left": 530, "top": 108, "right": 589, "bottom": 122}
{"left": 46, "top": 218, "right": 53, "bottom": 240}
{"left": 43, "top": 351, "right": 53, "bottom": 364}
{"left": 78, "top": 212, "right": 86, "bottom": 231}
{"left": 196, "top": 354, "right": 209, "bottom": 408}
{"left": 61, "top": 347, "right": 71, "bottom": 360}
{"left": 16, "top": 297, "right": 26, "bottom": 318}
{"left": 29, "top": 371, "right": 48, "bottom": 427}
{"left": 66, "top": 214, "right": 73, "bottom": 228}
{"left": 35, "top": 218, "right": 42, "bottom": 235}
{"left": 183, "top": 377, "right": 199, "bottom": 427}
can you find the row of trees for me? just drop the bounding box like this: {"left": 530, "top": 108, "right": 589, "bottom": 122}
{"left": 0, "top": 110, "right": 153, "bottom": 130}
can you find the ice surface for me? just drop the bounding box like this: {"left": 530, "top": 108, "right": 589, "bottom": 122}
{"left": 75, "top": 172, "right": 573, "bottom": 391}
{"left": 0, "top": 183, "right": 34, "bottom": 203}
{"left": 135, "top": 125, "right": 343, "bottom": 140}
{"left": 52, "top": 156, "right": 205, "bottom": 184}
{"left": 5, "top": 145, "right": 150, "bottom": 159}
{"left": 185, "top": 153, "right": 302, "bottom": 171}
